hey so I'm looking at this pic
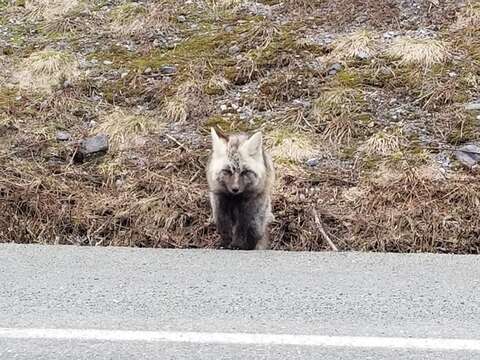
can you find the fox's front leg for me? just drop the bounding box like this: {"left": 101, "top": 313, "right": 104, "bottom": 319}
{"left": 213, "top": 208, "right": 233, "bottom": 249}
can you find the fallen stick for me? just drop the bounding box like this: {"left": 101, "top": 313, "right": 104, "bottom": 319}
{"left": 312, "top": 209, "right": 339, "bottom": 252}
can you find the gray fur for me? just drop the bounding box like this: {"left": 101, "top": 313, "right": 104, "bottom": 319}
{"left": 207, "top": 130, "right": 275, "bottom": 250}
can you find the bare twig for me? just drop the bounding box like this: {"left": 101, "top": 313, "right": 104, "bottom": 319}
{"left": 312, "top": 208, "right": 339, "bottom": 252}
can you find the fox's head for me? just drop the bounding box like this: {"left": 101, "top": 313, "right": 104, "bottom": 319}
{"left": 208, "top": 128, "right": 266, "bottom": 196}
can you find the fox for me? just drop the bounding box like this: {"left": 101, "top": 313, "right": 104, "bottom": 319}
{"left": 206, "top": 128, "right": 275, "bottom": 250}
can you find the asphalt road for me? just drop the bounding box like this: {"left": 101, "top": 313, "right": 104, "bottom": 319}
{"left": 0, "top": 244, "right": 479, "bottom": 359}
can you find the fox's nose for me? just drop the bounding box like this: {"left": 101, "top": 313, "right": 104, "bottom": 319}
{"left": 231, "top": 187, "right": 239, "bottom": 193}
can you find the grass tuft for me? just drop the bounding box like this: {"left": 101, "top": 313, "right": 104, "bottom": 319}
{"left": 386, "top": 37, "right": 449, "bottom": 67}
{"left": 96, "top": 109, "right": 165, "bottom": 151}
{"left": 332, "top": 30, "right": 379, "bottom": 60}
{"left": 15, "top": 50, "right": 79, "bottom": 92}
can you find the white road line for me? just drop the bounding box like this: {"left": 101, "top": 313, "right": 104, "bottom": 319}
{"left": 0, "top": 328, "right": 480, "bottom": 351}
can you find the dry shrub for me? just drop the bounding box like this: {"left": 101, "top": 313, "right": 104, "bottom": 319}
{"left": 0, "top": 145, "right": 216, "bottom": 248}
{"left": 349, "top": 169, "right": 480, "bottom": 253}
{"left": 269, "top": 164, "right": 350, "bottom": 251}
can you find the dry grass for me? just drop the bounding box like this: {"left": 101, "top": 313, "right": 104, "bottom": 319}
{"left": 110, "top": 2, "right": 175, "bottom": 36}
{"left": 14, "top": 50, "right": 79, "bottom": 92}
{"left": 451, "top": 2, "right": 480, "bottom": 31}
{"left": 332, "top": 30, "right": 379, "bottom": 60}
{"left": 311, "top": 87, "right": 366, "bottom": 144}
{"left": 1, "top": 0, "right": 480, "bottom": 254}
{"left": 349, "top": 170, "right": 480, "bottom": 253}
{"left": 161, "top": 80, "right": 205, "bottom": 124}
{"left": 386, "top": 37, "right": 449, "bottom": 67}
{"left": 26, "top": 0, "right": 85, "bottom": 20}
{"left": 240, "top": 19, "right": 281, "bottom": 51}
{"left": 266, "top": 128, "right": 318, "bottom": 163}
{"left": 96, "top": 109, "right": 165, "bottom": 151}
{"left": 202, "top": 0, "right": 245, "bottom": 14}
{"left": 359, "top": 128, "right": 405, "bottom": 156}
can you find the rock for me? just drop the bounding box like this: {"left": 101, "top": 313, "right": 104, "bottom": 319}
{"left": 465, "top": 102, "right": 480, "bottom": 111}
{"left": 159, "top": 65, "right": 177, "bottom": 75}
{"left": 228, "top": 45, "right": 240, "bottom": 55}
{"left": 143, "top": 67, "right": 152, "bottom": 74}
{"left": 356, "top": 50, "right": 370, "bottom": 60}
{"left": 454, "top": 144, "right": 480, "bottom": 168}
{"left": 56, "top": 131, "right": 72, "bottom": 142}
{"left": 79, "top": 134, "right": 109, "bottom": 156}
{"left": 328, "top": 62, "right": 342, "bottom": 75}
{"left": 330, "top": 63, "right": 342, "bottom": 71}
{"left": 103, "top": 60, "right": 113, "bottom": 65}
{"left": 306, "top": 158, "right": 319, "bottom": 167}
{"left": 177, "top": 15, "right": 186, "bottom": 22}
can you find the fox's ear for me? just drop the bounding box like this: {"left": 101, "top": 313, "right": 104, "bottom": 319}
{"left": 211, "top": 127, "right": 227, "bottom": 154}
{"left": 244, "top": 131, "right": 262, "bottom": 157}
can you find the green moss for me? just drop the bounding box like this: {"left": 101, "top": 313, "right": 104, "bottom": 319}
{"left": 204, "top": 83, "right": 224, "bottom": 96}
{"left": 89, "top": 30, "right": 234, "bottom": 72}
{"left": 334, "top": 69, "right": 362, "bottom": 87}
{"left": 203, "top": 115, "right": 260, "bottom": 133}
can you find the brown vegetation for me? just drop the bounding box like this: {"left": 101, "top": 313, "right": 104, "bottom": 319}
{"left": 1, "top": 0, "right": 479, "bottom": 253}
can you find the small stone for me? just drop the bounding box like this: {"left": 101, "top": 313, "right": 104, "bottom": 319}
{"left": 56, "top": 131, "right": 71, "bottom": 142}
{"left": 228, "top": 45, "right": 240, "bottom": 55}
{"left": 121, "top": 72, "right": 129, "bottom": 79}
{"left": 144, "top": 67, "right": 152, "bottom": 74}
{"left": 477, "top": 115, "right": 480, "bottom": 120}
{"left": 465, "top": 102, "right": 480, "bottom": 111}
{"left": 454, "top": 144, "right": 480, "bottom": 168}
{"left": 177, "top": 15, "right": 186, "bottom": 22}
{"left": 159, "top": 65, "right": 177, "bottom": 75}
{"left": 103, "top": 60, "right": 113, "bottom": 65}
{"left": 448, "top": 71, "right": 457, "bottom": 78}
{"left": 356, "top": 50, "right": 370, "bottom": 60}
{"left": 328, "top": 62, "right": 342, "bottom": 75}
{"left": 330, "top": 63, "right": 342, "bottom": 71}
{"left": 80, "top": 134, "right": 109, "bottom": 156}
{"left": 306, "top": 158, "right": 319, "bottom": 167}
{"left": 220, "top": 104, "right": 228, "bottom": 112}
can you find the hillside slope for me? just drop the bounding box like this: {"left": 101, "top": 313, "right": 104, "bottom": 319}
{"left": 1, "top": 0, "right": 479, "bottom": 252}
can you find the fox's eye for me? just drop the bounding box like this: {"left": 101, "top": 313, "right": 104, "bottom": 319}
{"left": 221, "top": 169, "right": 232, "bottom": 176}
{"left": 241, "top": 170, "right": 252, "bottom": 176}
